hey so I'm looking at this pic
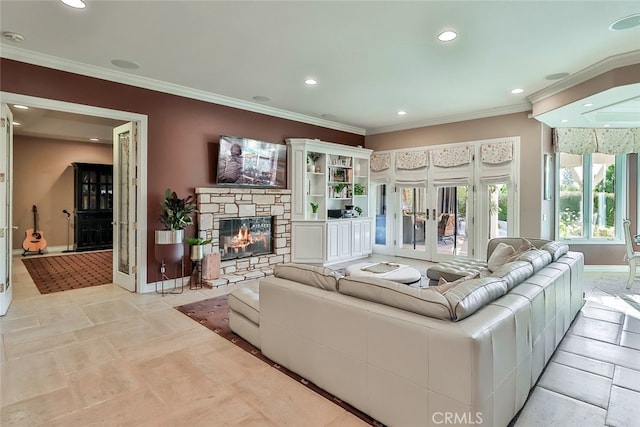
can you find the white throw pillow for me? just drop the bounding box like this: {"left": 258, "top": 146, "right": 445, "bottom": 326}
{"left": 487, "top": 242, "right": 515, "bottom": 272}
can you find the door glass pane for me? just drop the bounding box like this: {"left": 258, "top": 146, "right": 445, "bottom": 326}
{"left": 118, "top": 130, "right": 130, "bottom": 274}
{"left": 488, "top": 183, "right": 508, "bottom": 239}
{"left": 375, "top": 184, "right": 387, "bottom": 245}
{"left": 400, "top": 187, "right": 426, "bottom": 251}
{"left": 559, "top": 153, "right": 584, "bottom": 239}
{"left": 591, "top": 153, "right": 616, "bottom": 238}
{"left": 437, "top": 186, "right": 469, "bottom": 256}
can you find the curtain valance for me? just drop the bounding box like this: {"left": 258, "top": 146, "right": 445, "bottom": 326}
{"left": 553, "top": 128, "right": 639, "bottom": 155}
{"left": 431, "top": 146, "right": 472, "bottom": 168}
{"left": 371, "top": 152, "right": 391, "bottom": 171}
{"left": 481, "top": 140, "right": 513, "bottom": 164}
{"left": 395, "top": 150, "right": 429, "bottom": 170}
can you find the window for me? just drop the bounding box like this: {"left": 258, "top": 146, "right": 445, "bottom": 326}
{"left": 558, "top": 153, "right": 626, "bottom": 241}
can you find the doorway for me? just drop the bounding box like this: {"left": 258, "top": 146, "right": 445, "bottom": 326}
{"left": 1, "top": 92, "right": 147, "bottom": 302}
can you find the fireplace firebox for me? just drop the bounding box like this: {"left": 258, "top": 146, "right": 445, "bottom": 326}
{"left": 219, "top": 216, "right": 274, "bottom": 261}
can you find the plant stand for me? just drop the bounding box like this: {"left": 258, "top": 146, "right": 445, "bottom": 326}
{"left": 189, "top": 259, "right": 203, "bottom": 290}
{"left": 155, "top": 257, "right": 185, "bottom": 295}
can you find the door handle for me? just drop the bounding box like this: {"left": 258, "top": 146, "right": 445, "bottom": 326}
{"left": 433, "top": 209, "right": 436, "bottom": 220}
{"left": 426, "top": 210, "right": 429, "bottom": 220}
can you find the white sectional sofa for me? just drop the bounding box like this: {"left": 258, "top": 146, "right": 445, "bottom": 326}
{"left": 230, "top": 238, "right": 584, "bottom": 427}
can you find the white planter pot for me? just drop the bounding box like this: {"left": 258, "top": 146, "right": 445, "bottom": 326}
{"left": 155, "top": 229, "right": 184, "bottom": 244}
{"left": 190, "top": 245, "right": 205, "bottom": 261}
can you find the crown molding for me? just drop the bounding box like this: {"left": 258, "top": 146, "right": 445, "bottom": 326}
{"left": 1, "top": 46, "right": 366, "bottom": 136}
{"left": 366, "top": 103, "right": 532, "bottom": 135}
{"left": 527, "top": 50, "right": 640, "bottom": 104}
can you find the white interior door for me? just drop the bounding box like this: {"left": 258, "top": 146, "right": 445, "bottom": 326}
{"left": 112, "top": 122, "right": 137, "bottom": 292}
{"left": 1, "top": 104, "right": 14, "bottom": 315}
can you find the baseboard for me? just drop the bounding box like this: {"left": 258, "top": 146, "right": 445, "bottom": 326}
{"left": 140, "top": 276, "right": 189, "bottom": 294}
{"left": 584, "top": 265, "right": 628, "bottom": 272}
{"left": 12, "top": 245, "right": 71, "bottom": 256}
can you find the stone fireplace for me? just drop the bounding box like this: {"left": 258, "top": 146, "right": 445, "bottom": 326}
{"left": 195, "top": 187, "right": 291, "bottom": 284}
{"left": 219, "top": 216, "right": 273, "bottom": 261}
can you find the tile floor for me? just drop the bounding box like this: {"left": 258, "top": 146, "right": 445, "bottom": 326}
{"left": 1, "top": 256, "right": 639, "bottom": 426}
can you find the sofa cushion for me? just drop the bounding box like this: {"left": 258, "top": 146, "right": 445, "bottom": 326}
{"left": 488, "top": 242, "right": 515, "bottom": 272}
{"left": 337, "top": 276, "right": 452, "bottom": 320}
{"left": 228, "top": 281, "right": 260, "bottom": 325}
{"left": 426, "top": 258, "right": 488, "bottom": 283}
{"left": 435, "top": 273, "right": 481, "bottom": 293}
{"left": 517, "top": 249, "right": 552, "bottom": 273}
{"left": 505, "top": 238, "right": 536, "bottom": 262}
{"left": 444, "top": 277, "right": 509, "bottom": 321}
{"left": 273, "top": 263, "right": 341, "bottom": 291}
{"left": 489, "top": 261, "right": 534, "bottom": 290}
{"left": 540, "top": 241, "right": 570, "bottom": 261}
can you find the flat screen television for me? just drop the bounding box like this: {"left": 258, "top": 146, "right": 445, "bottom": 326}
{"left": 216, "top": 135, "right": 287, "bottom": 188}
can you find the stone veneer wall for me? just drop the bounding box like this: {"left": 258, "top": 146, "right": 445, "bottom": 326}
{"left": 195, "top": 187, "right": 292, "bottom": 286}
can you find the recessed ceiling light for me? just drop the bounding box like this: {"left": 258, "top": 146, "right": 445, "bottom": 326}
{"left": 603, "top": 124, "right": 611, "bottom": 128}
{"left": 252, "top": 96, "right": 271, "bottom": 102}
{"left": 510, "top": 88, "right": 524, "bottom": 94}
{"left": 2, "top": 31, "right": 25, "bottom": 43}
{"left": 397, "top": 110, "right": 407, "bottom": 116}
{"left": 609, "top": 13, "right": 640, "bottom": 31}
{"left": 60, "top": 0, "right": 86, "bottom": 9}
{"left": 437, "top": 30, "right": 457, "bottom": 42}
{"left": 583, "top": 103, "right": 593, "bottom": 107}
{"left": 110, "top": 59, "right": 140, "bottom": 70}
{"left": 13, "top": 104, "right": 29, "bottom": 110}
{"left": 304, "top": 79, "right": 317, "bottom": 86}
{"left": 561, "top": 119, "right": 569, "bottom": 123}
{"left": 89, "top": 138, "right": 99, "bottom": 142}
{"left": 12, "top": 121, "right": 21, "bottom": 126}
{"left": 545, "top": 72, "right": 570, "bottom": 80}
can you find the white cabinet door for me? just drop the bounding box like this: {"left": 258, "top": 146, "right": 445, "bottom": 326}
{"left": 338, "top": 221, "right": 352, "bottom": 258}
{"left": 326, "top": 222, "right": 340, "bottom": 261}
{"left": 352, "top": 219, "right": 363, "bottom": 257}
{"left": 362, "top": 218, "right": 373, "bottom": 254}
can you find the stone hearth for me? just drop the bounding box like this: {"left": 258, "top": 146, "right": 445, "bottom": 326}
{"left": 195, "top": 187, "right": 291, "bottom": 286}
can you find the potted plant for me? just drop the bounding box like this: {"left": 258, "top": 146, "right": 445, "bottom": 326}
{"left": 333, "top": 183, "right": 347, "bottom": 198}
{"left": 155, "top": 189, "right": 196, "bottom": 263}
{"left": 354, "top": 182, "right": 365, "bottom": 196}
{"left": 185, "top": 236, "right": 212, "bottom": 261}
{"left": 307, "top": 152, "right": 321, "bottom": 172}
{"left": 310, "top": 202, "right": 319, "bottom": 220}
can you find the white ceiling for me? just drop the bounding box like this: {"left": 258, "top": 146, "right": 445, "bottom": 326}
{"left": 1, "top": 0, "right": 639, "bottom": 140}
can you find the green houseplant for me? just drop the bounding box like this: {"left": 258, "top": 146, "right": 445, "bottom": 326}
{"left": 155, "top": 189, "right": 197, "bottom": 263}
{"left": 310, "top": 202, "right": 319, "bottom": 219}
{"left": 185, "top": 236, "right": 212, "bottom": 261}
{"left": 354, "top": 182, "right": 365, "bottom": 196}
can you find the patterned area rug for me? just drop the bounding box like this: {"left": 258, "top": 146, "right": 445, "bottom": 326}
{"left": 175, "top": 295, "right": 383, "bottom": 427}
{"left": 22, "top": 251, "right": 113, "bottom": 294}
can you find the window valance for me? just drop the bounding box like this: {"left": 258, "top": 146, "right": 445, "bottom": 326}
{"left": 371, "top": 152, "right": 391, "bottom": 171}
{"left": 431, "top": 145, "right": 472, "bottom": 168}
{"left": 553, "top": 128, "right": 639, "bottom": 155}
{"left": 481, "top": 140, "right": 513, "bottom": 164}
{"left": 395, "top": 150, "right": 429, "bottom": 170}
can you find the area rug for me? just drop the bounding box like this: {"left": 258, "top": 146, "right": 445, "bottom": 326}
{"left": 22, "top": 251, "right": 113, "bottom": 294}
{"left": 175, "top": 295, "right": 384, "bottom": 427}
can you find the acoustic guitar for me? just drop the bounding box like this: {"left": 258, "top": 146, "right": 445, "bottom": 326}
{"left": 22, "top": 205, "right": 47, "bottom": 254}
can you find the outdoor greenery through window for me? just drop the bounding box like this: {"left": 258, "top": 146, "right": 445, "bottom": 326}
{"left": 558, "top": 153, "right": 623, "bottom": 240}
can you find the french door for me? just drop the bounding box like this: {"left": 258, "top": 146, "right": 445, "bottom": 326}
{"left": 432, "top": 184, "right": 473, "bottom": 261}
{"left": 0, "top": 104, "right": 13, "bottom": 315}
{"left": 395, "top": 184, "right": 430, "bottom": 260}
{"left": 112, "top": 123, "right": 137, "bottom": 292}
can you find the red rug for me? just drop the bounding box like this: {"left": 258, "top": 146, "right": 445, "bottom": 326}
{"left": 175, "top": 295, "right": 383, "bottom": 427}
{"left": 22, "top": 251, "right": 113, "bottom": 294}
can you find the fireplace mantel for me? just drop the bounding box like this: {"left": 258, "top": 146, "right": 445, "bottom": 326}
{"left": 195, "top": 187, "right": 292, "bottom": 282}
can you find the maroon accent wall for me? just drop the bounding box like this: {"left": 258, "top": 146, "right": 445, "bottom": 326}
{"left": 1, "top": 59, "right": 364, "bottom": 283}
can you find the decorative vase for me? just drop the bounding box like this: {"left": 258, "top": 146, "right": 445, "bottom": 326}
{"left": 190, "top": 244, "right": 205, "bottom": 261}
{"left": 311, "top": 212, "right": 318, "bottom": 220}
{"left": 154, "top": 229, "right": 185, "bottom": 264}
{"left": 307, "top": 163, "right": 315, "bottom": 172}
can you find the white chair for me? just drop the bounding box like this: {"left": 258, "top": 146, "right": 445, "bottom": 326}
{"left": 623, "top": 219, "right": 640, "bottom": 289}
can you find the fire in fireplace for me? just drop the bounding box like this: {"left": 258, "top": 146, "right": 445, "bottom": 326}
{"left": 219, "top": 216, "right": 273, "bottom": 261}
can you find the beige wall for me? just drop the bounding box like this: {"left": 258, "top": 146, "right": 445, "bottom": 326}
{"left": 13, "top": 135, "right": 112, "bottom": 250}
{"left": 365, "top": 112, "right": 547, "bottom": 239}
{"left": 364, "top": 112, "right": 638, "bottom": 265}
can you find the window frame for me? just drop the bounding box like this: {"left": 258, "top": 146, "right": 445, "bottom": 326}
{"left": 556, "top": 152, "right": 627, "bottom": 244}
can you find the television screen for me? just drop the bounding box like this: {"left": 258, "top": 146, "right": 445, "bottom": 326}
{"left": 216, "top": 135, "right": 287, "bottom": 188}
